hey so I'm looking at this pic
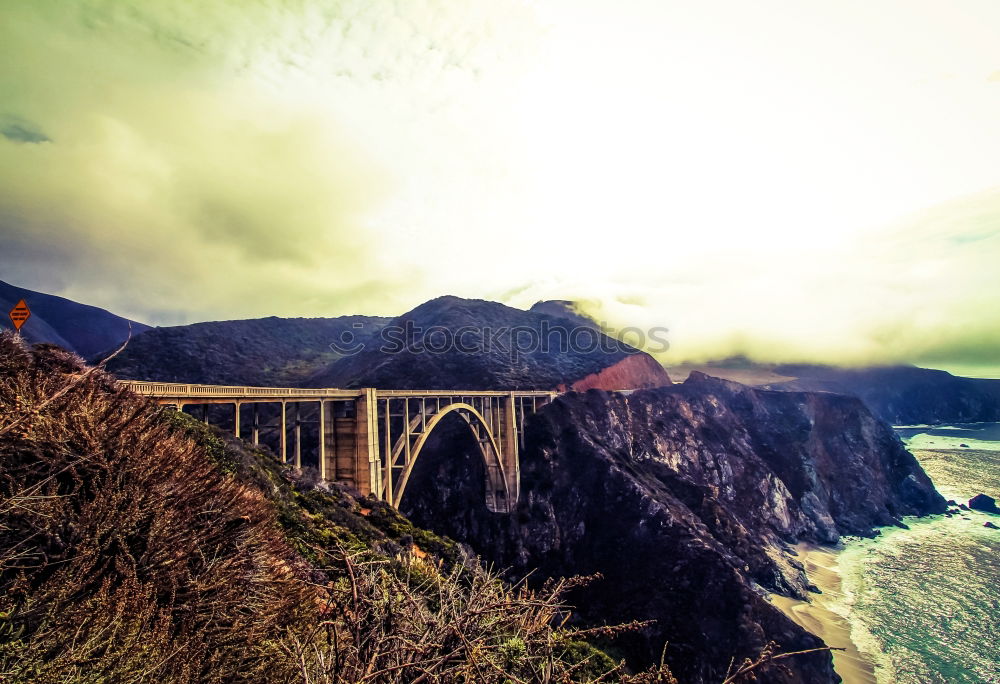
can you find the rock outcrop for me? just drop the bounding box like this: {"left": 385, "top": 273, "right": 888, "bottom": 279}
{"left": 969, "top": 493, "right": 999, "bottom": 514}
{"left": 562, "top": 352, "right": 670, "bottom": 392}
{"left": 399, "top": 373, "right": 945, "bottom": 683}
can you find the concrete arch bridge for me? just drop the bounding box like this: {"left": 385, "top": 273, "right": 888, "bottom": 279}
{"left": 119, "top": 381, "right": 556, "bottom": 513}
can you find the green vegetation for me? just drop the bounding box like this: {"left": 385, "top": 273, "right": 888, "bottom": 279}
{"left": 0, "top": 333, "right": 678, "bottom": 683}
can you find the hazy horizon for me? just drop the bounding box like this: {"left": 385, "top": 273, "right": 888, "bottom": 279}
{"left": 4, "top": 275, "right": 1000, "bottom": 380}
{"left": 2, "top": 1, "right": 999, "bottom": 373}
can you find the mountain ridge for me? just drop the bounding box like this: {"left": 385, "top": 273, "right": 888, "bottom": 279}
{"left": 104, "top": 314, "right": 390, "bottom": 386}
{"left": 0, "top": 279, "right": 150, "bottom": 357}
{"left": 307, "top": 295, "right": 672, "bottom": 391}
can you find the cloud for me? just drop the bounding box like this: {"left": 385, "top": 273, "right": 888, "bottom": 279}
{"left": 0, "top": 0, "right": 539, "bottom": 323}
{"left": 2, "top": 0, "right": 1000, "bottom": 375}
{"left": 500, "top": 186, "right": 1000, "bottom": 372}
{"left": 0, "top": 117, "right": 50, "bottom": 145}
{"left": 0, "top": 2, "right": 381, "bottom": 321}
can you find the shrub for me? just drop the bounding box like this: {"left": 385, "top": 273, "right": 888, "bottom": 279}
{"left": 0, "top": 333, "right": 314, "bottom": 682}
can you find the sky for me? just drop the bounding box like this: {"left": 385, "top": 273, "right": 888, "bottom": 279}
{"left": 1, "top": 0, "right": 1000, "bottom": 373}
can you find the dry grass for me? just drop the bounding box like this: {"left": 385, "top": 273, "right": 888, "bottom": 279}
{"left": 0, "top": 334, "right": 314, "bottom": 682}
{"left": 281, "top": 549, "right": 647, "bottom": 683}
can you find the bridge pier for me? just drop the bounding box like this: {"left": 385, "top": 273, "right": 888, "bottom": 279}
{"left": 501, "top": 393, "right": 519, "bottom": 505}
{"left": 293, "top": 403, "right": 302, "bottom": 468}
{"left": 382, "top": 397, "right": 392, "bottom": 504}
{"left": 279, "top": 401, "right": 287, "bottom": 463}
{"left": 357, "top": 389, "right": 379, "bottom": 496}
{"left": 318, "top": 400, "right": 327, "bottom": 480}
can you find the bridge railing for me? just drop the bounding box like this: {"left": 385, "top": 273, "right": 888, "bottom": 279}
{"left": 117, "top": 380, "right": 559, "bottom": 401}
{"left": 375, "top": 389, "right": 557, "bottom": 398}
{"left": 118, "top": 380, "right": 363, "bottom": 399}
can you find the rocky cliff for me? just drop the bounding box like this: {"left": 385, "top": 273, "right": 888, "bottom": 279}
{"left": 564, "top": 352, "right": 672, "bottom": 392}
{"left": 399, "top": 373, "right": 945, "bottom": 683}
{"left": 308, "top": 296, "right": 671, "bottom": 390}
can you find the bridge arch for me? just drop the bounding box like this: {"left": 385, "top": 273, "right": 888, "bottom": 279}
{"left": 388, "top": 402, "right": 512, "bottom": 513}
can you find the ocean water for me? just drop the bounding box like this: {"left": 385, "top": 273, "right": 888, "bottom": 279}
{"left": 833, "top": 424, "right": 1000, "bottom": 684}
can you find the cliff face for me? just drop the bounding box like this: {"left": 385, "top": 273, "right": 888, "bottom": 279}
{"left": 400, "top": 373, "right": 945, "bottom": 683}
{"left": 309, "top": 296, "right": 671, "bottom": 390}
{"left": 565, "top": 352, "right": 672, "bottom": 392}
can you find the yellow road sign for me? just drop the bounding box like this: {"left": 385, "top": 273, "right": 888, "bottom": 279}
{"left": 8, "top": 299, "right": 30, "bottom": 331}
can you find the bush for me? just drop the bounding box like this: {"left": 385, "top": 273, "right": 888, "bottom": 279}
{"left": 0, "top": 333, "right": 314, "bottom": 682}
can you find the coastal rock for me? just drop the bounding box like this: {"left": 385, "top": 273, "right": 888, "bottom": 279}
{"left": 400, "top": 376, "right": 944, "bottom": 682}
{"left": 969, "top": 494, "right": 999, "bottom": 514}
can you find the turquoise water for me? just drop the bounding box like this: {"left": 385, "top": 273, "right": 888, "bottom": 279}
{"left": 894, "top": 422, "right": 1000, "bottom": 454}
{"left": 834, "top": 425, "right": 1000, "bottom": 684}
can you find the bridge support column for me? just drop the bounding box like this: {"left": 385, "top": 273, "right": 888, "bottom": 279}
{"left": 318, "top": 400, "right": 327, "bottom": 481}
{"left": 252, "top": 404, "right": 260, "bottom": 446}
{"left": 293, "top": 403, "right": 302, "bottom": 469}
{"left": 233, "top": 401, "right": 241, "bottom": 438}
{"left": 279, "top": 401, "right": 287, "bottom": 463}
{"left": 382, "top": 397, "right": 392, "bottom": 505}
{"left": 502, "top": 393, "right": 519, "bottom": 511}
{"left": 355, "top": 388, "right": 380, "bottom": 497}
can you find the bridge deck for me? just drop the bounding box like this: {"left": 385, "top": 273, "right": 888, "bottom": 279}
{"left": 119, "top": 380, "right": 556, "bottom": 402}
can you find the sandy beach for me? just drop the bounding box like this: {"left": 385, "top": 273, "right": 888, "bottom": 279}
{"left": 771, "top": 545, "right": 878, "bottom": 684}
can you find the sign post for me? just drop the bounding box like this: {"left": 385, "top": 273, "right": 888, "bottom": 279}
{"left": 8, "top": 299, "right": 30, "bottom": 332}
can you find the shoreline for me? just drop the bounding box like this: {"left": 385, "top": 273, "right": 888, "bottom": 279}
{"left": 771, "top": 544, "right": 878, "bottom": 684}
